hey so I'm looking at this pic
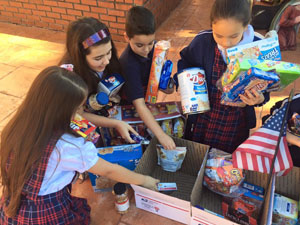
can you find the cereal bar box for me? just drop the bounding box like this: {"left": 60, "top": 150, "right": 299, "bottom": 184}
{"left": 226, "top": 30, "right": 281, "bottom": 64}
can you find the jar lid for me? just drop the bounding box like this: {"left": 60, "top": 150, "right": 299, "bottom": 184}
{"left": 96, "top": 92, "right": 109, "bottom": 105}
{"left": 113, "top": 182, "right": 126, "bottom": 195}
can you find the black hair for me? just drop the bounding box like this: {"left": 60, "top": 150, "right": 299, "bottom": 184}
{"left": 210, "top": 0, "right": 252, "bottom": 26}
{"left": 125, "top": 6, "right": 156, "bottom": 38}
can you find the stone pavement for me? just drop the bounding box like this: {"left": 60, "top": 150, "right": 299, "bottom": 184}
{"left": 0, "top": 0, "right": 299, "bottom": 224}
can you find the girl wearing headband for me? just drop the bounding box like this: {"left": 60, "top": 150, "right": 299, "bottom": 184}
{"left": 59, "top": 17, "right": 137, "bottom": 143}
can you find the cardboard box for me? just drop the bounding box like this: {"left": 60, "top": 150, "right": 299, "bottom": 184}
{"left": 132, "top": 137, "right": 208, "bottom": 224}
{"left": 190, "top": 150, "right": 276, "bottom": 225}
{"left": 89, "top": 144, "right": 143, "bottom": 192}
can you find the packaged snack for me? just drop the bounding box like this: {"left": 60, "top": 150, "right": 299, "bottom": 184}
{"left": 203, "top": 148, "right": 245, "bottom": 196}
{"left": 157, "top": 182, "right": 177, "bottom": 191}
{"left": 226, "top": 30, "right": 281, "bottom": 63}
{"left": 223, "top": 58, "right": 300, "bottom": 89}
{"left": 254, "top": 60, "right": 300, "bottom": 88}
{"left": 222, "top": 182, "right": 264, "bottom": 225}
{"left": 130, "top": 133, "right": 149, "bottom": 145}
{"left": 70, "top": 113, "right": 100, "bottom": 144}
{"left": 272, "top": 193, "right": 298, "bottom": 225}
{"left": 288, "top": 113, "right": 300, "bottom": 137}
{"left": 173, "top": 117, "right": 184, "bottom": 138}
{"left": 156, "top": 145, "right": 187, "bottom": 172}
{"left": 221, "top": 67, "right": 280, "bottom": 107}
{"left": 98, "top": 73, "right": 125, "bottom": 102}
{"left": 145, "top": 40, "right": 171, "bottom": 104}
{"left": 221, "top": 58, "right": 243, "bottom": 86}
{"left": 161, "top": 119, "right": 173, "bottom": 135}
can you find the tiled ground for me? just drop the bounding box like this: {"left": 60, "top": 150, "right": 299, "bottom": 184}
{"left": 0, "top": 0, "right": 299, "bottom": 224}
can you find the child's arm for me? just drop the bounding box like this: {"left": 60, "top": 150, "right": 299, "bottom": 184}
{"left": 133, "top": 98, "right": 176, "bottom": 150}
{"left": 287, "top": 132, "right": 300, "bottom": 148}
{"left": 88, "top": 157, "right": 159, "bottom": 191}
{"left": 82, "top": 111, "right": 138, "bottom": 143}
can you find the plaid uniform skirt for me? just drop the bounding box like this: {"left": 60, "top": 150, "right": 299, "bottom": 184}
{"left": 191, "top": 47, "right": 249, "bottom": 153}
{"left": 0, "top": 185, "right": 90, "bottom": 225}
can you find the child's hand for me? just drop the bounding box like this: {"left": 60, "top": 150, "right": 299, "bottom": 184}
{"left": 158, "top": 134, "right": 176, "bottom": 150}
{"left": 142, "top": 175, "right": 160, "bottom": 191}
{"left": 115, "top": 121, "right": 138, "bottom": 143}
{"left": 239, "top": 89, "right": 264, "bottom": 106}
{"left": 294, "top": 16, "right": 300, "bottom": 24}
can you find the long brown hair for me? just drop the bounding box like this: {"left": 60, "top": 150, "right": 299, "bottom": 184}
{"left": 59, "top": 17, "right": 122, "bottom": 95}
{"left": 0, "top": 66, "right": 88, "bottom": 217}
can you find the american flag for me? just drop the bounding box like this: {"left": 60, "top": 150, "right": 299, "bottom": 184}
{"left": 232, "top": 101, "right": 293, "bottom": 176}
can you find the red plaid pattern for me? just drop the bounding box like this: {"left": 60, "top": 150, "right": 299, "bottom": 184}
{"left": 0, "top": 137, "right": 90, "bottom": 224}
{"left": 191, "top": 47, "right": 249, "bottom": 153}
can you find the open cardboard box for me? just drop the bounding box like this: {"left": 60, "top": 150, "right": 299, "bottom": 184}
{"left": 131, "top": 137, "right": 208, "bottom": 224}
{"left": 190, "top": 150, "right": 277, "bottom": 225}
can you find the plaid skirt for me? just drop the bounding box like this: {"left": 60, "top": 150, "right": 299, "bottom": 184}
{"left": 0, "top": 185, "right": 90, "bottom": 225}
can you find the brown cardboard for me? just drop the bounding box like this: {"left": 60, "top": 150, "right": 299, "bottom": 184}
{"left": 132, "top": 136, "right": 208, "bottom": 224}
{"left": 191, "top": 150, "right": 276, "bottom": 225}
{"left": 135, "top": 136, "right": 208, "bottom": 201}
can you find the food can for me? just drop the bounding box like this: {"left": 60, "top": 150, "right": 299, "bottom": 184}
{"left": 177, "top": 67, "right": 210, "bottom": 114}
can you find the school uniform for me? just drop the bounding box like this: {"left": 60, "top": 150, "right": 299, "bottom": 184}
{"left": 120, "top": 44, "right": 154, "bottom": 103}
{"left": 178, "top": 25, "right": 269, "bottom": 153}
{"left": 0, "top": 134, "right": 98, "bottom": 224}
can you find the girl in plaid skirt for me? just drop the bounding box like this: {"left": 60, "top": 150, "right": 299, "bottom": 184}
{"left": 0, "top": 66, "right": 159, "bottom": 225}
{"left": 177, "top": 0, "right": 270, "bottom": 153}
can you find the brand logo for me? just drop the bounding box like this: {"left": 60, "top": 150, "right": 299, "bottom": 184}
{"left": 261, "top": 48, "right": 279, "bottom": 60}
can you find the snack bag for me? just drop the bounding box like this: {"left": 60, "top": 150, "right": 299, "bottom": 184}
{"left": 156, "top": 145, "right": 187, "bottom": 172}
{"left": 221, "top": 67, "right": 280, "bottom": 107}
{"left": 145, "top": 40, "right": 171, "bottom": 104}
{"left": 70, "top": 113, "right": 100, "bottom": 144}
{"left": 161, "top": 119, "right": 173, "bottom": 135}
{"left": 203, "top": 148, "right": 244, "bottom": 196}
{"left": 173, "top": 117, "right": 184, "bottom": 138}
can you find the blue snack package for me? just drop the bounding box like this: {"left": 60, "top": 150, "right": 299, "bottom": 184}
{"left": 159, "top": 60, "right": 173, "bottom": 90}
{"left": 130, "top": 133, "right": 149, "bottom": 145}
{"left": 221, "top": 67, "right": 279, "bottom": 107}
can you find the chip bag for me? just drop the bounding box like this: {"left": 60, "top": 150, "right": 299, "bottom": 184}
{"left": 203, "top": 148, "right": 245, "bottom": 196}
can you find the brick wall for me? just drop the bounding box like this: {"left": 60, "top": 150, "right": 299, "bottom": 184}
{"left": 0, "top": 0, "right": 181, "bottom": 42}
